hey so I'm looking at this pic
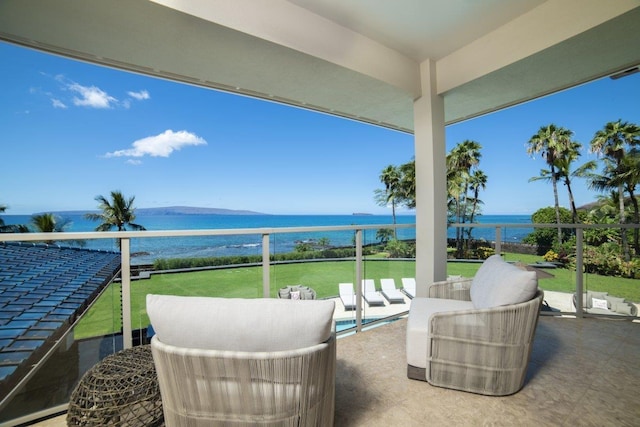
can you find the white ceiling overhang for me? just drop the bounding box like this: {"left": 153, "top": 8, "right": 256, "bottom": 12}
{"left": 0, "top": 0, "right": 638, "bottom": 132}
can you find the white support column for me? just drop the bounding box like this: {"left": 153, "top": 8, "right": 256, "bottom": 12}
{"left": 414, "top": 59, "right": 447, "bottom": 297}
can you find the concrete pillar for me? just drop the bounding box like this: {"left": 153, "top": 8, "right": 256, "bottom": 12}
{"left": 414, "top": 59, "right": 447, "bottom": 297}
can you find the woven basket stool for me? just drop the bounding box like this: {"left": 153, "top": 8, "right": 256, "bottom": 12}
{"left": 67, "top": 345, "right": 163, "bottom": 426}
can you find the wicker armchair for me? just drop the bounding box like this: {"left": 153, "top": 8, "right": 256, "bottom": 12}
{"left": 407, "top": 256, "right": 544, "bottom": 396}
{"left": 147, "top": 295, "right": 336, "bottom": 426}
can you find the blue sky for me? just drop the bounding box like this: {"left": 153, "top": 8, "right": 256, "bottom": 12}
{"left": 1, "top": 41, "right": 639, "bottom": 216}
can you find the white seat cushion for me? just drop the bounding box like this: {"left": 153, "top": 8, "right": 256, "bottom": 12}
{"left": 147, "top": 295, "right": 335, "bottom": 352}
{"left": 470, "top": 255, "right": 537, "bottom": 309}
{"left": 406, "top": 298, "right": 475, "bottom": 369}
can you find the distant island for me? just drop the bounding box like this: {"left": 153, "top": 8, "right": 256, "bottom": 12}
{"left": 45, "top": 206, "right": 268, "bottom": 216}
{"left": 137, "top": 206, "right": 267, "bottom": 216}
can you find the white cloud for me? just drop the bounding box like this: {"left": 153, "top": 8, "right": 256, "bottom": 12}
{"left": 126, "top": 159, "right": 142, "bottom": 165}
{"left": 69, "top": 82, "right": 117, "bottom": 108}
{"left": 127, "top": 90, "right": 150, "bottom": 101}
{"left": 51, "top": 98, "right": 67, "bottom": 109}
{"left": 105, "top": 130, "right": 207, "bottom": 158}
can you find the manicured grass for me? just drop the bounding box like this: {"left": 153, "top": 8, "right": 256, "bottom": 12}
{"left": 74, "top": 255, "right": 639, "bottom": 339}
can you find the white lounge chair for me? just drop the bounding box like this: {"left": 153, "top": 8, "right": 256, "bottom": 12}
{"left": 380, "top": 278, "right": 405, "bottom": 303}
{"left": 401, "top": 277, "right": 416, "bottom": 299}
{"left": 363, "top": 279, "right": 385, "bottom": 306}
{"left": 339, "top": 282, "right": 356, "bottom": 310}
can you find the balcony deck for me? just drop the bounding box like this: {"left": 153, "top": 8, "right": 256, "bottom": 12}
{"left": 334, "top": 316, "right": 640, "bottom": 426}
{"left": 32, "top": 314, "right": 639, "bottom": 427}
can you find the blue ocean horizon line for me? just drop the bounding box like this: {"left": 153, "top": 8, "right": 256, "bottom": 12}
{"left": 2, "top": 213, "right": 532, "bottom": 264}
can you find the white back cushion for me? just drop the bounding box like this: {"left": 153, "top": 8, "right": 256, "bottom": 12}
{"left": 470, "top": 255, "right": 537, "bottom": 309}
{"left": 147, "top": 295, "right": 335, "bottom": 352}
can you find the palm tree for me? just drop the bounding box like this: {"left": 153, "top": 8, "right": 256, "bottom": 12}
{"left": 0, "top": 204, "right": 7, "bottom": 231}
{"left": 555, "top": 140, "right": 582, "bottom": 223}
{"left": 463, "top": 169, "right": 488, "bottom": 254}
{"left": 468, "top": 170, "right": 487, "bottom": 226}
{"left": 376, "top": 228, "right": 395, "bottom": 245}
{"left": 378, "top": 165, "right": 402, "bottom": 236}
{"left": 398, "top": 159, "right": 416, "bottom": 209}
{"left": 31, "top": 213, "right": 68, "bottom": 233}
{"left": 29, "top": 213, "right": 85, "bottom": 246}
{"left": 317, "top": 237, "right": 331, "bottom": 249}
{"left": 85, "top": 190, "right": 146, "bottom": 248}
{"left": 447, "top": 140, "right": 482, "bottom": 257}
{"left": 0, "top": 204, "right": 28, "bottom": 233}
{"left": 530, "top": 139, "right": 582, "bottom": 224}
{"left": 527, "top": 124, "right": 575, "bottom": 245}
{"left": 590, "top": 120, "right": 640, "bottom": 261}
{"left": 620, "top": 149, "right": 640, "bottom": 254}
{"left": 449, "top": 140, "right": 482, "bottom": 219}
{"left": 31, "top": 213, "right": 67, "bottom": 244}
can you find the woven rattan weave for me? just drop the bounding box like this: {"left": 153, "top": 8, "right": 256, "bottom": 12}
{"left": 67, "top": 345, "right": 163, "bottom": 426}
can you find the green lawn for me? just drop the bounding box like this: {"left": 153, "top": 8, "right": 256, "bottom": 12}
{"left": 74, "top": 255, "right": 639, "bottom": 339}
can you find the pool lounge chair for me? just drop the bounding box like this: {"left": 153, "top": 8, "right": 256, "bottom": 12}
{"left": 573, "top": 291, "right": 638, "bottom": 316}
{"left": 401, "top": 277, "right": 416, "bottom": 299}
{"left": 380, "top": 278, "right": 405, "bottom": 304}
{"left": 363, "top": 279, "right": 385, "bottom": 307}
{"left": 339, "top": 283, "right": 356, "bottom": 310}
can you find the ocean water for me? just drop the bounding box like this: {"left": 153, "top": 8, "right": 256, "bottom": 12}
{"left": 2, "top": 214, "right": 532, "bottom": 264}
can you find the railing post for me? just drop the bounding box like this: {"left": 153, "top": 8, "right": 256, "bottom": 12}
{"left": 495, "top": 227, "right": 501, "bottom": 255}
{"left": 575, "top": 228, "right": 584, "bottom": 317}
{"left": 262, "top": 234, "right": 270, "bottom": 298}
{"left": 121, "top": 238, "right": 132, "bottom": 350}
{"left": 355, "top": 229, "right": 363, "bottom": 332}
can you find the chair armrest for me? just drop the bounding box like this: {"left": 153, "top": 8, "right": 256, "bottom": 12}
{"left": 428, "top": 278, "right": 472, "bottom": 301}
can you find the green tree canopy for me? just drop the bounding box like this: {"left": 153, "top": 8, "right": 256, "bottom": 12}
{"left": 522, "top": 206, "right": 574, "bottom": 254}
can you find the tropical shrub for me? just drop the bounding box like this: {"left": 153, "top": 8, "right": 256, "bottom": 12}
{"left": 543, "top": 249, "right": 559, "bottom": 263}
{"left": 385, "top": 239, "right": 410, "bottom": 258}
{"left": 476, "top": 246, "right": 494, "bottom": 259}
{"left": 522, "top": 206, "right": 574, "bottom": 255}
{"left": 580, "top": 243, "right": 640, "bottom": 278}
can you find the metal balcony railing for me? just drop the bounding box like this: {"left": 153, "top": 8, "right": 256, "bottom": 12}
{"left": 0, "top": 221, "right": 638, "bottom": 425}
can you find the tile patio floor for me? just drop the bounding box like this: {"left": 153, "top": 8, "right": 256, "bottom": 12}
{"left": 31, "top": 314, "right": 639, "bottom": 426}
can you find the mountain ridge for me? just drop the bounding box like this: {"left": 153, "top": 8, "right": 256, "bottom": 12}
{"left": 42, "top": 206, "right": 268, "bottom": 216}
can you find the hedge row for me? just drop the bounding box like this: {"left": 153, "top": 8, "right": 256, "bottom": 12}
{"left": 152, "top": 247, "right": 364, "bottom": 270}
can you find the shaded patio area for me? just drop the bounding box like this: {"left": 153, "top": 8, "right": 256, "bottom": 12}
{"left": 32, "top": 314, "right": 639, "bottom": 426}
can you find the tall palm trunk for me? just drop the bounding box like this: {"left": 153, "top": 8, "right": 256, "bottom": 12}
{"left": 391, "top": 199, "right": 397, "bottom": 239}
{"left": 629, "top": 188, "right": 640, "bottom": 255}
{"left": 566, "top": 179, "right": 579, "bottom": 224}
{"left": 551, "top": 165, "right": 562, "bottom": 245}
{"left": 618, "top": 182, "right": 630, "bottom": 261}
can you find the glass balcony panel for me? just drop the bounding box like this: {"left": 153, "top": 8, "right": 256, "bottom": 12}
{"left": 269, "top": 230, "right": 360, "bottom": 333}
{"left": 360, "top": 227, "right": 413, "bottom": 329}
{"left": 2, "top": 221, "right": 639, "bottom": 425}
{"left": 581, "top": 225, "right": 639, "bottom": 318}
